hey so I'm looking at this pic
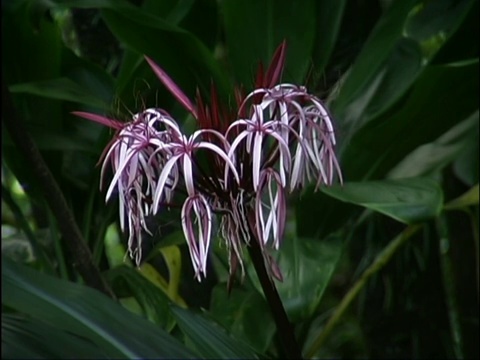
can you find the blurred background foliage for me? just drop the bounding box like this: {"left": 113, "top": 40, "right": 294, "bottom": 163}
{"left": 1, "top": 0, "right": 478, "bottom": 358}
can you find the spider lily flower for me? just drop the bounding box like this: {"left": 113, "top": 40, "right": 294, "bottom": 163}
{"left": 73, "top": 109, "right": 182, "bottom": 264}
{"left": 239, "top": 83, "right": 343, "bottom": 192}
{"left": 226, "top": 104, "right": 292, "bottom": 191}
{"left": 73, "top": 41, "right": 342, "bottom": 283}
{"left": 75, "top": 108, "right": 238, "bottom": 279}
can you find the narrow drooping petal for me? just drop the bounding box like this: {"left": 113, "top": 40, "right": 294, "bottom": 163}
{"left": 255, "top": 169, "right": 286, "bottom": 249}
{"left": 124, "top": 185, "right": 153, "bottom": 266}
{"left": 152, "top": 153, "right": 182, "bottom": 213}
{"left": 181, "top": 194, "right": 212, "bottom": 281}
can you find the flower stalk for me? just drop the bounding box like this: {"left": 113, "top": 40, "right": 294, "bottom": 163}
{"left": 247, "top": 223, "right": 303, "bottom": 359}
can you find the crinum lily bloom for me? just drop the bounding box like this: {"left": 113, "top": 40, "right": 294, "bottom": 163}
{"left": 73, "top": 41, "right": 342, "bottom": 283}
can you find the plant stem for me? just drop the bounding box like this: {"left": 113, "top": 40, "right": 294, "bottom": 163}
{"left": 2, "top": 81, "right": 115, "bottom": 298}
{"left": 305, "top": 224, "right": 421, "bottom": 358}
{"left": 247, "top": 232, "right": 303, "bottom": 359}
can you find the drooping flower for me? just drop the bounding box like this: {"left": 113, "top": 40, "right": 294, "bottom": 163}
{"left": 73, "top": 41, "right": 342, "bottom": 283}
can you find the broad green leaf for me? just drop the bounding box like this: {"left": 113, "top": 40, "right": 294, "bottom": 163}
{"left": 2, "top": 127, "right": 99, "bottom": 152}
{"left": 331, "top": 0, "right": 417, "bottom": 114}
{"left": 388, "top": 110, "right": 479, "bottom": 179}
{"left": 209, "top": 285, "right": 276, "bottom": 353}
{"left": 221, "top": 0, "right": 316, "bottom": 84}
{"left": 334, "top": 37, "right": 424, "bottom": 135}
{"left": 321, "top": 178, "right": 443, "bottom": 224}
{"left": 2, "top": 258, "right": 195, "bottom": 359}
{"left": 2, "top": 314, "right": 107, "bottom": 359}
{"left": 333, "top": 0, "right": 473, "bottom": 132}
{"left": 47, "top": 0, "right": 228, "bottom": 103}
{"left": 246, "top": 232, "right": 345, "bottom": 323}
{"left": 295, "top": 188, "right": 361, "bottom": 238}
{"left": 361, "top": 38, "right": 423, "bottom": 121}
{"left": 275, "top": 233, "right": 344, "bottom": 322}
{"left": 340, "top": 61, "right": 479, "bottom": 181}
{"left": 171, "top": 306, "right": 258, "bottom": 359}
{"left": 101, "top": 6, "right": 230, "bottom": 100}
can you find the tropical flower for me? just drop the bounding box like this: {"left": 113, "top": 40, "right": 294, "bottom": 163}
{"left": 73, "top": 41, "right": 342, "bottom": 283}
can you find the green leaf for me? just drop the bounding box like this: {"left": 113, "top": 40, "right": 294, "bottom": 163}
{"left": 388, "top": 110, "right": 479, "bottom": 179}
{"left": 221, "top": 0, "right": 316, "bottom": 84}
{"left": 209, "top": 285, "right": 276, "bottom": 353}
{"left": 2, "top": 314, "right": 107, "bottom": 359}
{"left": 331, "top": 0, "right": 417, "bottom": 114}
{"left": 341, "top": 61, "right": 479, "bottom": 181}
{"left": 7, "top": 78, "right": 96, "bottom": 106}
{"left": 2, "top": 127, "right": 100, "bottom": 152}
{"left": 321, "top": 178, "right": 444, "bottom": 224}
{"left": 252, "top": 233, "right": 345, "bottom": 323}
{"left": 361, "top": 37, "right": 424, "bottom": 120}
{"left": 2, "top": 258, "right": 195, "bottom": 359}
{"left": 333, "top": 0, "right": 476, "bottom": 134}
{"left": 101, "top": 6, "right": 230, "bottom": 100}
{"left": 171, "top": 306, "right": 258, "bottom": 359}
{"left": 333, "top": 37, "right": 424, "bottom": 135}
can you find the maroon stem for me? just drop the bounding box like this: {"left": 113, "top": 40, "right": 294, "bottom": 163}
{"left": 247, "top": 228, "right": 303, "bottom": 359}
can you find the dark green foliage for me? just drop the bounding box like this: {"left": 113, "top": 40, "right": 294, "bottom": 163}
{"left": 2, "top": 0, "right": 478, "bottom": 358}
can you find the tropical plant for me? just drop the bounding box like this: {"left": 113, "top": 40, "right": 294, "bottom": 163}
{"left": 2, "top": 0, "right": 478, "bottom": 359}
